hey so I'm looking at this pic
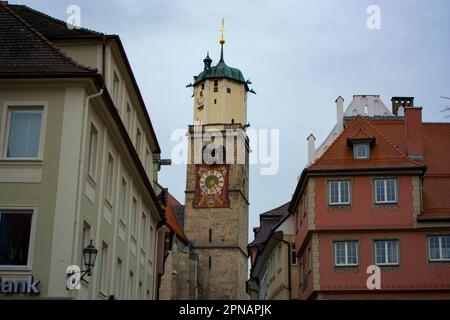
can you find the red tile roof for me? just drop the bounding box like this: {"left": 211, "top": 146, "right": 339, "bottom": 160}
{"left": 368, "top": 120, "right": 450, "bottom": 218}
{"left": 309, "top": 116, "right": 424, "bottom": 171}
{"left": 165, "top": 194, "right": 188, "bottom": 243}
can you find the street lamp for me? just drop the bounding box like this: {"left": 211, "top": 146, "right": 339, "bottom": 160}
{"left": 81, "top": 240, "right": 98, "bottom": 279}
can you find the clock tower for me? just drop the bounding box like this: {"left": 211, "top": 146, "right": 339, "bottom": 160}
{"left": 183, "top": 21, "right": 253, "bottom": 300}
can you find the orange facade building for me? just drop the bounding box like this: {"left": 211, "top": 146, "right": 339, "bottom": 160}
{"left": 290, "top": 96, "right": 450, "bottom": 299}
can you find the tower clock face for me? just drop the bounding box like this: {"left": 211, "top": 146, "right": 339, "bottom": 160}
{"left": 200, "top": 170, "right": 224, "bottom": 195}
{"left": 194, "top": 165, "right": 230, "bottom": 208}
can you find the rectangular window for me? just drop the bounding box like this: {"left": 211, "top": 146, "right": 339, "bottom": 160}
{"left": 128, "top": 271, "right": 135, "bottom": 299}
{"left": 375, "top": 240, "right": 399, "bottom": 266}
{"left": 145, "top": 148, "right": 151, "bottom": 173}
{"left": 329, "top": 180, "right": 351, "bottom": 205}
{"left": 99, "top": 241, "right": 109, "bottom": 294}
{"left": 115, "top": 258, "right": 123, "bottom": 299}
{"left": 81, "top": 221, "right": 91, "bottom": 266}
{"left": 353, "top": 143, "right": 370, "bottom": 160}
{"left": 308, "top": 248, "right": 313, "bottom": 272}
{"left": 113, "top": 72, "right": 120, "bottom": 105}
{"left": 428, "top": 236, "right": 450, "bottom": 262}
{"left": 291, "top": 244, "right": 297, "bottom": 265}
{"left": 0, "top": 210, "right": 33, "bottom": 267}
{"left": 119, "top": 178, "right": 127, "bottom": 221}
{"left": 6, "top": 107, "right": 43, "bottom": 159}
{"left": 141, "top": 212, "right": 147, "bottom": 249}
{"left": 138, "top": 281, "right": 143, "bottom": 300}
{"left": 227, "top": 88, "right": 231, "bottom": 94}
{"left": 277, "top": 244, "right": 282, "bottom": 272}
{"left": 334, "top": 241, "right": 358, "bottom": 267}
{"left": 126, "top": 103, "right": 132, "bottom": 131}
{"left": 135, "top": 128, "right": 142, "bottom": 155}
{"left": 375, "top": 179, "right": 397, "bottom": 204}
{"left": 105, "top": 154, "right": 114, "bottom": 203}
{"left": 214, "top": 80, "right": 218, "bottom": 87}
{"left": 88, "top": 124, "right": 98, "bottom": 178}
{"left": 131, "top": 197, "right": 137, "bottom": 237}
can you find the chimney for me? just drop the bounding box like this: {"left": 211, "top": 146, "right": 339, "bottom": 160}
{"left": 391, "top": 97, "right": 414, "bottom": 116}
{"left": 404, "top": 107, "right": 424, "bottom": 160}
{"left": 307, "top": 134, "right": 316, "bottom": 165}
{"left": 336, "top": 96, "right": 344, "bottom": 132}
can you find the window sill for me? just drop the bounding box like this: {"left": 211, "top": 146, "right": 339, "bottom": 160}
{"left": 119, "top": 219, "right": 127, "bottom": 228}
{"left": 0, "top": 159, "right": 43, "bottom": 165}
{"left": 428, "top": 260, "right": 450, "bottom": 264}
{"left": 0, "top": 266, "right": 32, "bottom": 273}
{"left": 104, "top": 198, "right": 114, "bottom": 209}
{"left": 98, "top": 291, "right": 108, "bottom": 300}
{"left": 334, "top": 265, "right": 359, "bottom": 272}
{"left": 87, "top": 174, "right": 97, "bottom": 187}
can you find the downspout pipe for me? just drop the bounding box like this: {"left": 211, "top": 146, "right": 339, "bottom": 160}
{"left": 273, "top": 235, "right": 292, "bottom": 300}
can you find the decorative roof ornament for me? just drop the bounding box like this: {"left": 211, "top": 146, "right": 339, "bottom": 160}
{"left": 219, "top": 18, "right": 226, "bottom": 61}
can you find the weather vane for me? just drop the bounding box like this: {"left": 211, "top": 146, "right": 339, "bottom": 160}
{"left": 219, "top": 18, "right": 225, "bottom": 45}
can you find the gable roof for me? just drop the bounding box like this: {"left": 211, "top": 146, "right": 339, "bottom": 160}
{"left": 249, "top": 202, "right": 290, "bottom": 247}
{"left": 0, "top": 3, "right": 97, "bottom": 76}
{"left": 8, "top": 4, "right": 103, "bottom": 40}
{"left": 308, "top": 116, "right": 425, "bottom": 171}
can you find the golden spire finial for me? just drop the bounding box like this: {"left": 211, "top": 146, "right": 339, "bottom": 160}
{"left": 219, "top": 18, "right": 225, "bottom": 45}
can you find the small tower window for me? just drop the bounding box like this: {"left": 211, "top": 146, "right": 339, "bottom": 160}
{"left": 353, "top": 143, "right": 370, "bottom": 160}
{"left": 201, "top": 84, "right": 205, "bottom": 90}
{"left": 214, "top": 80, "right": 219, "bottom": 87}
{"left": 214, "top": 87, "right": 219, "bottom": 93}
{"left": 227, "top": 88, "right": 231, "bottom": 94}
{"left": 214, "top": 99, "right": 217, "bottom": 104}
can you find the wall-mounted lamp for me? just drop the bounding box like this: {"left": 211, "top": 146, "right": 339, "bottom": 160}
{"left": 81, "top": 240, "right": 98, "bottom": 280}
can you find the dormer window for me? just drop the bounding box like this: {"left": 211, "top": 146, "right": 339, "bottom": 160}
{"left": 354, "top": 143, "right": 370, "bottom": 160}
{"left": 347, "top": 136, "right": 375, "bottom": 160}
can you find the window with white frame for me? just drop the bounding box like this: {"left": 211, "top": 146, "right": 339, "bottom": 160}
{"left": 98, "top": 241, "right": 109, "bottom": 294}
{"left": 125, "top": 103, "right": 132, "bottom": 131}
{"left": 87, "top": 123, "right": 98, "bottom": 178}
{"left": 277, "top": 244, "right": 282, "bottom": 272}
{"left": 141, "top": 212, "right": 147, "bottom": 249}
{"left": 81, "top": 221, "right": 91, "bottom": 267}
{"left": 131, "top": 197, "right": 137, "bottom": 238}
{"left": 375, "top": 179, "right": 397, "bottom": 204}
{"left": 145, "top": 148, "right": 152, "bottom": 174}
{"left": 329, "top": 180, "right": 351, "bottom": 205}
{"left": 0, "top": 209, "right": 33, "bottom": 267}
{"left": 6, "top": 107, "right": 43, "bottom": 159}
{"left": 135, "top": 128, "right": 142, "bottom": 155}
{"left": 115, "top": 258, "right": 123, "bottom": 299}
{"left": 375, "top": 240, "right": 399, "bottom": 266}
{"left": 428, "top": 236, "right": 450, "bottom": 262}
{"left": 113, "top": 72, "right": 120, "bottom": 106}
{"left": 128, "top": 271, "right": 135, "bottom": 299}
{"left": 353, "top": 143, "right": 370, "bottom": 160}
{"left": 105, "top": 153, "right": 115, "bottom": 204}
{"left": 119, "top": 178, "right": 127, "bottom": 221}
{"left": 308, "top": 248, "right": 312, "bottom": 272}
{"left": 334, "top": 241, "right": 358, "bottom": 267}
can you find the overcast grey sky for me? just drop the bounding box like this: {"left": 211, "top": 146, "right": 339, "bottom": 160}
{"left": 17, "top": 0, "right": 450, "bottom": 240}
